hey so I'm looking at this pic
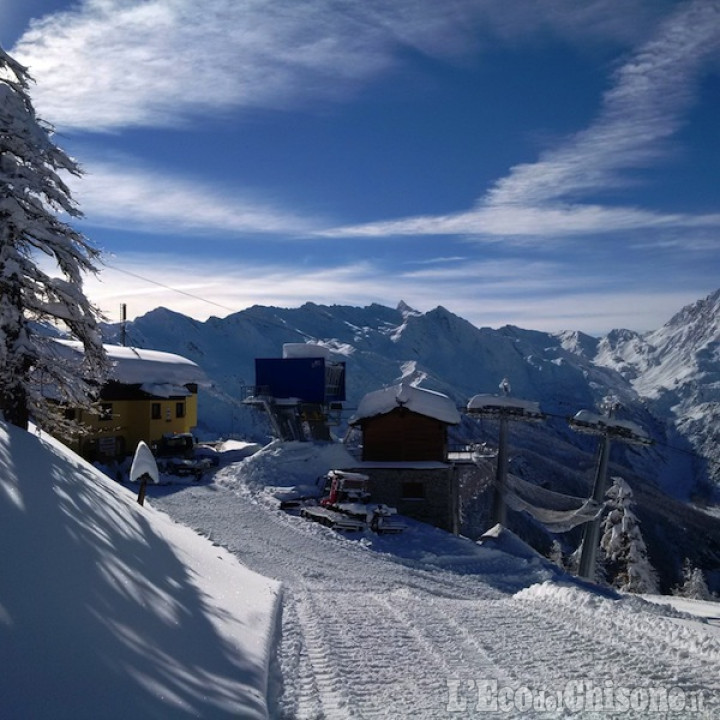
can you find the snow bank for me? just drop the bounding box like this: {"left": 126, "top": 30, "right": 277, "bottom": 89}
{"left": 478, "top": 523, "right": 549, "bottom": 561}
{"left": 0, "top": 422, "right": 280, "bottom": 719}
{"left": 227, "top": 440, "right": 358, "bottom": 494}
{"left": 351, "top": 383, "right": 461, "bottom": 425}
{"left": 515, "top": 580, "right": 610, "bottom": 608}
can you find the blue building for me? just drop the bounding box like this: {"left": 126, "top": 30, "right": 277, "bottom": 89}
{"left": 246, "top": 344, "right": 346, "bottom": 440}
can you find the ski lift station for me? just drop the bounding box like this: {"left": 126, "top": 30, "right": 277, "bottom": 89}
{"left": 244, "top": 344, "right": 346, "bottom": 441}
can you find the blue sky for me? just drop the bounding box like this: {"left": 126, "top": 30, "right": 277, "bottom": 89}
{"left": 3, "top": 0, "right": 719, "bottom": 334}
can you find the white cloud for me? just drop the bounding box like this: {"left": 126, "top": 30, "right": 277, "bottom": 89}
{"left": 80, "top": 252, "right": 710, "bottom": 335}
{"left": 13, "top": 0, "right": 668, "bottom": 132}
{"left": 68, "top": 159, "right": 320, "bottom": 235}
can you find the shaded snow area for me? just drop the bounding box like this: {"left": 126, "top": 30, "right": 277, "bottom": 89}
{"left": 0, "top": 423, "right": 280, "bottom": 719}
{"left": 145, "top": 441, "right": 720, "bottom": 719}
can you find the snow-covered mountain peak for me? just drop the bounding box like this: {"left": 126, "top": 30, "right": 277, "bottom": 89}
{"left": 555, "top": 329, "right": 599, "bottom": 359}
{"left": 646, "top": 289, "right": 720, "bottom": 359}
{"left": 396, "top": 300, "right": 421, "bottom": 318}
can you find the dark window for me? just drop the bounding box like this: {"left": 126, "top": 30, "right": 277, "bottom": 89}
{"left": 64, "top": 408, "right": 76, "bottom": 421}
{"left": 401, "top": 481, "right": 425, "bottom": 500}
{"left": 176, "top": 402, "right": 185, "bottom": 419}
{"left": 99, "top": 403, "right": 113, "bottom": 422}
{"left": 151, "top": 403, "right": 161, "bottom": 420}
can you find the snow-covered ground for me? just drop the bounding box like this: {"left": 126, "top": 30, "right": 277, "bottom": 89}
{"left": 0, "top": 423, "right": 280, "bottom": 719}
{"left": 147, "top": 442, "right": 720, "bottom": 719}
{"left": 3, "top": 427, "right": 718, "bottom": 718}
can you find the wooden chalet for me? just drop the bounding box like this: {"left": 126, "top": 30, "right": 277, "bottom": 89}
{"left": 346, "top": 383, "right": 461, "bottom": 531}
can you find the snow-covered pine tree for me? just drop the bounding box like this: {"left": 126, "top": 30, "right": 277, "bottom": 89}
{"left": 673, "top": 559, "right": 712, "bottom": 601}
{"left": 0, "top": 46, "right": 106, "bottom": 431}
{"left": 548, "top": 539, "right": 564, "bottom": 568}
{"left": 599, "top": 477, "right": 658, "bottom": 594}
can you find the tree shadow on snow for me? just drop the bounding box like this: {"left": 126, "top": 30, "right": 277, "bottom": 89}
{"left": 0, "top": 430, "right": 269, "bottom": 720}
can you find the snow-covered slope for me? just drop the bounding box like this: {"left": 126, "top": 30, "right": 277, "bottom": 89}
{"left": 0, "top": 422, "right": 280, "bottom": 719}
{"left": 146, "top": 441, "right": 720, "bottom": 719}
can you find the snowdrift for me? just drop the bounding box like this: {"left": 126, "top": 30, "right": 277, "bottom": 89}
{"left": 0, "top": 422, "right": 280, "bottom": 719}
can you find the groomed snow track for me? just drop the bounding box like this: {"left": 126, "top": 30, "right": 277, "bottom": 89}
{"left": 150, "top": 479, "right": 719, "bottom": 719}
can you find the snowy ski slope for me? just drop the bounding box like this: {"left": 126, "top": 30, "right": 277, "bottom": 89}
{"left": 149, "top": 448, "right": 720, "bottom": 719}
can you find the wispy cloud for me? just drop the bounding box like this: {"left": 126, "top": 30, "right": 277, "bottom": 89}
{"left": 485, "top": 0, "right": 720, "bottom": 207}
{"left": 67, "top": 159, "right": 320, "bottom": 236}
{"left": 320, "top": 203, "right": 720, "bottom": 240}
{"left": 14, "top": 0, "right": 665, "bottom": 132}
{"left": 322, "top": 0, "right": 720, "bottom": 241}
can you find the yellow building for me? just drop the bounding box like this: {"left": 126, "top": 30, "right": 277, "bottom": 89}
{"left": 58, "top": 343, "right": 205, "bottom": 461}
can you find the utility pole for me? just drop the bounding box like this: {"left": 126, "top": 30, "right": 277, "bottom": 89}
{"left": 570, "top": 399, "right": 652, "bottom": 580}
{"left": 467, "top": 379, "right": 545, "bottom": 528}
{"left": 120, "top": 303, "right": 127, "bottom": 347}
{"left": 491, "top": 416, "right": 509, "bottom": 526}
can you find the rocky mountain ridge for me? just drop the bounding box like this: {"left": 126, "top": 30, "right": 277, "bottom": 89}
{"left": 103, "top": 290, "right": 719, "bottom": 494}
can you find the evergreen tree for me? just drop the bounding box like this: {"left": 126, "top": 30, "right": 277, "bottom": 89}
{"left": 0, "top": 46, "right": 106, "bottom": 431}
{"left": 673, "top": 559, "right": 712, "bottom": 601}
{"left": 599, "top": 477, "right": 658, "bottom": 594}
{"left": 548, "top": 539, "right": 564, "bottom": 568}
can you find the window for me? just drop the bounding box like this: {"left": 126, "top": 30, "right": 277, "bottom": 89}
{"left": 176, "top": 402, "right": 186, "bottom": 419}
{"left": 401, "top": 481, "right": 425, "bottom": 500}
{"left": 151, "top": 403, "right": 161, "bottom": 420}
{"left": 99, "top": 403, "right": 113, "bottom": 422}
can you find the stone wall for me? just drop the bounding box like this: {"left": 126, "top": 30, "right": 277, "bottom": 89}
{"left": 346, "top": 465, "right": 458, "bottom": 533}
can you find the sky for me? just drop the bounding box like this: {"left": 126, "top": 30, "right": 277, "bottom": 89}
{"left": 2, "top": 0, "right": 719, "bottom": 335}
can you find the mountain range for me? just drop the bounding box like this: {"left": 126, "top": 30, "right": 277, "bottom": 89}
{"left": 101, "top": 289, "right": 720, "bottom": 591}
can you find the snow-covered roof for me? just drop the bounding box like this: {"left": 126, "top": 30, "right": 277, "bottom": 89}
{"left": 351, "top": 383, "right": 461, "bottom": 425}
{"left": 570, "top": 409, "right": 649, "bottom": 439}
{"left": 54, "top": 340, "right": 206, "bottom": 386}
{"left": 282, "top": 343, "right": 330, "bottom": 359}
{"left": 467, "top": 394, "right": 543, "bottom": 416}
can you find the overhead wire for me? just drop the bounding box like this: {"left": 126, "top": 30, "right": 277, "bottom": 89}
{"left": 103, "top": 261, "right": 309, "bottom": 338}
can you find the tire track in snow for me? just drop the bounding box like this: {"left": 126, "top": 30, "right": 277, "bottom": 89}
{"left": 149, "top": 482, "right": 720, "bottom": 719}
{"left": 375, "top": 592, "right": 517, "bottom": 687}
{"left": 288, "top": 585, "right": 358, "bottom": 720}
{"left": 276, "top": 590, "right": 324, "bottom": 720}
{"left": 296, "top": 589, "right": 460, "bottom": 717}
{"left": 513, "top": 593, "right": 720, "bottom": 701}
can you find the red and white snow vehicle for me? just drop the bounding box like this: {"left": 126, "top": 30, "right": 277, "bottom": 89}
{"left": 300, "top": 470, "right": 406, "bottom": 534}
